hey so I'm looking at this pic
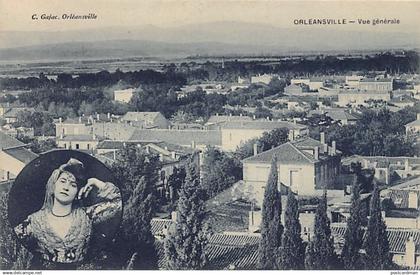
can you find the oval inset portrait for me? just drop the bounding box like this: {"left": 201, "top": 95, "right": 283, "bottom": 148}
{"left": 8, "top": 150, "right": 122, "bottom": 269}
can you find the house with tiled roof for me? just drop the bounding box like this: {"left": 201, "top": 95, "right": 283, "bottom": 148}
{"left": 151, "top": 218, "right": 260, "bottom": 270}
{"left": 242, "top": 134, "right": 342, "bottom": 206}
{"left": 0, "top": 131, "right": 37, "bottom": 182}
{"left": 331, "top": 223, "right": 420, "bottom": 268}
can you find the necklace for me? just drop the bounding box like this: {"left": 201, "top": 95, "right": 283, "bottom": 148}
{"left": 51, "top": 210, "right": 72, "bottom": 218}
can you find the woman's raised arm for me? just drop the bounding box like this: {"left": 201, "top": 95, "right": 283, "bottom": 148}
{"left": 82, "top": 178, "right": 122, "bottom": 225}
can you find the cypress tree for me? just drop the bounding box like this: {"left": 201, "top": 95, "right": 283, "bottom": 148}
{"left": 164, "top": 158, "right": 209, "bottom": 270}
{"left": 363, "top": 184, "right": 393, "bottom": 270}
{"left": 113, "top": 176, "right": 158, "bottom": 269}
{"left": 304, "top": 191, "right": 337, "bottom": 270}
{"left": 342, "top": 178, "right": 364, "bottom": 269}
{"left": 257, "top": 156, "right": 283, "bottom": 270}
{"left": 278, "top": 191, "right": 305, "bottom": 270}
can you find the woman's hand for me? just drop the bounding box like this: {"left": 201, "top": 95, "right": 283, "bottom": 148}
{"left": 78, "top": 178, "right": 107, "bottom": 200}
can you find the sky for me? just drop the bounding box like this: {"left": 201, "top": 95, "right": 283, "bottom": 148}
{"left": 0, "top": 0, "right": 419, "bottom": 33}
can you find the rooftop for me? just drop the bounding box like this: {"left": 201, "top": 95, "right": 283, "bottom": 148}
{"left": 129, "top": 129, "right": 222, "bottom": 147}
{"left": 221, "top": 120, "right": 307, "bottom": 130}
{"left": 360, "top": 78, "right": 393, "bottom": 83}
{"left": 243, "top": 137, "right": 340, "bottom": 164}
{"left": 3, "top": 147, "right": 37, "bottom": 164}
{"left": 0, "top": 131, "right": 25, "bottom": 149}
{"left": 121, "top": 112, "right": 164, "bottom": 122}
{"left": 331, "top": 224, "right": 420, "bottom": 255}
{"left": 206, "top": 115, "right": 253, "bottom": 124}
{"left": 59, "top": 135, "right": 103, "bottom": 141}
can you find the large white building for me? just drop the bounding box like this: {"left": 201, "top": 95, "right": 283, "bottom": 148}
{"left": 114, "top": 88, "right": 136, "bottom": 103}
{"left": 359, "top": 78, "right": 393, "bottom": 92}
{"left": 251, "top": 74, "right": 278, "bottom": 85}
{"left": 337, "top": 91, "right": 391, "bottom": 106}
{"left": 242, "top": 136, "right": 341, "bottom": 205}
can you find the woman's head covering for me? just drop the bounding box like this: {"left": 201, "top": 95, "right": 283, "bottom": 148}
{"left": 59, "top": 158, "right": 87, "bottom": 189}
{"left": 42, "top": 158, "right": 87, "bottom": 210}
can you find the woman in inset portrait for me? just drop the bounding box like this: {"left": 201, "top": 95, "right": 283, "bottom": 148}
{"left": 13, "top": 158, "right": 122, "bottom": 269}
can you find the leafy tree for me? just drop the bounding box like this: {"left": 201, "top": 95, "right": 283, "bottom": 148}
{"left": 164, "top": 159, "right": 209, "bottom": 270}
{"left": 278, "top": 191, "right": 305, "bottom": 270}
{"left": 341, "top": 178, "right": 364, "bottom": 269}
{"left": 258, "top": 128, "right": 289, "bottom": 152}
{"left": 363, "top": 184, "right": 393, "bottom": 270}
{"left": 234, "top": 128, "right": 289, "bottom": 160}
{"left": 304, "top": 191, "right": 337, "bottom": 270}
{"left": 258, "top": 157, "right": 283, "bottom": 270}
{"left": 201, "top": 146, "right": 242, "bottom": 199}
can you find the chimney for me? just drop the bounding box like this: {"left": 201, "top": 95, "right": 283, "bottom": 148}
{"left": 253, "top": 115, "right": 256, "bottom": 120}
{"left": 253, "top": 143, "right": 258, "bottom": 156}
{"left": 191, "top": 140, "right": 196, "bottom": 149}
{"left": 107, "top": 112, "right": 111, "bottom": 119}
{"left": 79, "top": 117, "right": 82, "bottom": 123}
{"left": 159, "top": 154, "right": 163, "bottom": 161}
{"left": 288, "top": 130, "right": 295, "bottom": 141}
{"left": 59, "top": 117, "right": 62, "bottom": 123}
{"left": 417, "top": 113, "right": 420, "bottom": 120}
{"left": 409, "top": 191, "right": 418, "bottom": 209}
{"left": 405, "top": 236, "right": 416, "bottom": 268}
{"left": 314, "top": 146, "right": 319, "bottom": 160}
{"left": 92, "top": 133, "right": 96, "bottom": 140}
{"left": 266, "top": 116, "right": 270, "bottom": 121}
{"left": 171, "top": 151, "right": 176, "bottom": 159}
{"left": 332, "top": 141, "right": 336, "bottom": 155}
{"left": 320, "top": 132, "right": 326, "bottom": 144}
{"left": 171, "top": 211, "right": 178, "bottom": 222}
{"left": 96, "top": 113, "right": 100, "bottom": 121}
{"left": 248, "top": 210, "right": 262, "bottom": 233}
{"left": 323, "top": 144, "right": 328, "bottom": 154}
{"left": 405, "top": 159, "right": 411, "bottom": 172}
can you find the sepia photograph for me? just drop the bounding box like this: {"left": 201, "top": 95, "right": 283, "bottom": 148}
{"left": 0, "top": 0, "right": 420, "bottom": 272}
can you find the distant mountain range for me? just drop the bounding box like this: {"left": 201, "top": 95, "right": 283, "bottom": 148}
{"left": 0, "top": 21, "right": 418, "bottom": 61}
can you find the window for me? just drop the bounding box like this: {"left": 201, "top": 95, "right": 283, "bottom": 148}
{"left": 87, "top": 144, "right": 90, "bottom": 150}
{"left": 75, "top": 144, "right": 80, "bottom": 149}
{"left": 64, "top": 144, "right": 67, "bottom": 149}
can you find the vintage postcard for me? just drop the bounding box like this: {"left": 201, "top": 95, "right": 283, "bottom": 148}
{"left": 0, "top": 0, "right": 420, "bottom": 272}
